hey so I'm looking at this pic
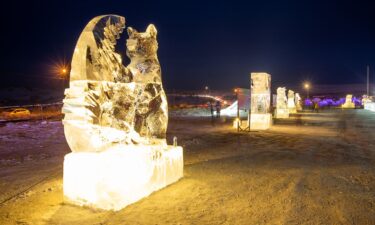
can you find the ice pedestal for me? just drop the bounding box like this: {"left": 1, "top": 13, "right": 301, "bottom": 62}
{"left": 250, "top": 113, "right": 272, "bottom": 130}
{"left": 63, "top": 145, "right": 183, "bottom": 211}
{"left": 364, "top": 102, "right": 375, "bottom": 112}
{"left": 275, "top": 109, "right": 289, "bottom": 118}
{"left": 342, "top": 102, "right": 355, "bottom": 109}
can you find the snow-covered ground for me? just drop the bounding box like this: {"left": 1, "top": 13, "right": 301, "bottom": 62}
{"left": 1, "top": 109, "right": 375, "bottom": 224}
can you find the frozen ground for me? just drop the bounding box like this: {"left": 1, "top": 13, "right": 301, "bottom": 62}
{"left": 0, "top": 109, "right": 375, "bottom": 224}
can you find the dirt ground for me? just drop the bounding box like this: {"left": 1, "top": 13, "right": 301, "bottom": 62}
{"left": 0, "top": 109, "right": 375, "bottom": 225}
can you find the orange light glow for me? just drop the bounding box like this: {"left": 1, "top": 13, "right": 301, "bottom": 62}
{"left": 49, "top": 58, "right": 69, "bottom": 79}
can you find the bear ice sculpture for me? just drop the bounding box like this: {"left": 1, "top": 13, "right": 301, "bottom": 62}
{"left": 63, "top": 15, "right": 168, "bottom": 152}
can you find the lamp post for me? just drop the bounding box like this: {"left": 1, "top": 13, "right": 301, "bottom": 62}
{"left": 304, "top": 83, "right": 311, "bottom": 110}
{"left": 59, "top": 67, "right": 69, "bottom": 90}
{"left": 234, "top": 88, "right": 240, "bottom": 131}
{"left": 304, "top": 83, "right": 310, "bottom": 99}
{"left": 50, "top": 59, "right": 69, "bottom": 91}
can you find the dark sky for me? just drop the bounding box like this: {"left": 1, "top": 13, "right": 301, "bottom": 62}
{"left": 1, "top": 0, "right": 375, "bottom": 90}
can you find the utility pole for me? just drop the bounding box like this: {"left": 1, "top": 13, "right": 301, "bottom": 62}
{"left": 367, "top": 65, "right": 370, "bottom": 96}
{"left": 236, "top": 89, "right": 240, "bottom": 132}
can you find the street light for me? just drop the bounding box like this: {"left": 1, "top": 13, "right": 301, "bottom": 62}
{"left": 304, "top": 82, "right": 310, "bottom": 99}
{"left": 204, "top": 85, "right": 210, "bottom": 96}
{"left": 49, "top": 58, "right": 70, "bottom": 91}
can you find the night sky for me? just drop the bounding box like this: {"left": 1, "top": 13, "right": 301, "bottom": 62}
{"left": 1, "top": 0, "right": 375, "bottom": 91}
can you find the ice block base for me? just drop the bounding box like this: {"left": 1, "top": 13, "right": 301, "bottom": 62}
{"left": 275, "top": 109, "right": 289, "bottom": 118}
{"left": 63, "top": 145, "right": 183, "bottom": 211}
{"left": 250, "top": 113, "right": 272, "bottom": 130}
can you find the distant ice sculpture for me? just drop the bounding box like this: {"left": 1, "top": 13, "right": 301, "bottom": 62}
{"left": 275, "top": 87, "right": 289, "bottom": 118}
{"left": 287, "top": 90, "right": 297, "bottom": 113}
{"left": 295, "top": 93, "right": 302, "bottom": 111}
{"left": 62, "top": 15, "right": 183, "bottom": 211}
{"left": 362, "top": 95, "right": 371, "bottom": 105}
{"left": 364, "top": 102, "right": 375, "bottom": 112}
{"left": 362, "top": 96, "right": 375, "bottom": 112}
{"left": 250, "top": 73, "right": 272, "bottom": 130}
{"left": 341, "top": 94, "right": 355, "bottom": 109}
{"left": 221, "top": 100, "right": 239, "bottom": 116}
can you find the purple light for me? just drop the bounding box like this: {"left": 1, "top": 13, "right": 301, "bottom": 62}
{"left": 304, "top": 98, "right": 313, "bottom": 106}
{"left": 318, "top": 99, "right": 328, "bottom": 107}
{"left": 353, "top": 97, "right": 361, "bottom": 106}
{"left": 325, "top": 98, "right": 334, "bottom": 106}
{"left": 312, "top": 97, "right": 321, "bottom": 103}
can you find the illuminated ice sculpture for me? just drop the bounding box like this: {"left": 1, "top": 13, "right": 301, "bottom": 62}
{"left": 362, "top": 96, "right": 375, "bottom": 112}
{"left": 62, "top": 15, "right": 183, "bottom": 211}
{"left": 295, "top": 93, "right": 302, "bottom": 111}
{"left": 364, "top": 102, "right": 375, "bottom": 112}
{"left": 287, "top": 90, "right": 297, "bottom": 113}
{"left": 275, "top": 87, "right": 289, "bottom": 118}
{"left": 342, "top": 94, "right": 355, "bottom": 109}
{"left": 250, "top": 73, "right": 272, "bottom": 130}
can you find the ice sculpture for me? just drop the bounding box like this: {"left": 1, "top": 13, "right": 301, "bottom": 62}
{"left": 362, "top": 95, "right": 371, "bottom": 105}
{"left": 287, "top": 90, "right": 297, "bottom": 113}
{"left": 364, "top": 102, "right": 375, "bottom": 112}
{"left": 275, "top": 87, "right": 289, "bottom": 118}
{"left": 295, "top": 93, "right": 302, "bottom": 111}
{"left": 341, "top": 94, "right": 355, "bottom": 109}
{"left": 362, "top": 96, "right": 375, "bottom": 112}
{"left": 250, "top": 73, "right": 272, "bottom": 130}
{"left": 62, "top": 15, "right": 183, "bottom": 211}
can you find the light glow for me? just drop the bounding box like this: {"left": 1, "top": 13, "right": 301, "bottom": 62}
{"left": 49, "top": 57, "right": 69, "bottom": 79}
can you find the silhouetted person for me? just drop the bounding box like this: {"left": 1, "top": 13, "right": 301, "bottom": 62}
{"left": 313, "top": 102, "right": 319, "bottom": 113}
{"left": 208, "top": 101, "right": 214, "bottom": 118}
{"left": 215, "top": 101, "right": 221, "bottom": 118}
